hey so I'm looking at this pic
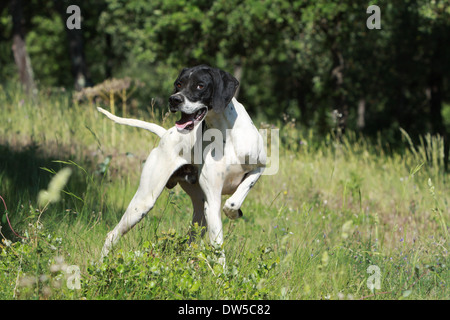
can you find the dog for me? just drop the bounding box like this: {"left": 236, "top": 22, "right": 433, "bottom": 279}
{"left": 99, "top": 65, "right": 266, "bottom": 264}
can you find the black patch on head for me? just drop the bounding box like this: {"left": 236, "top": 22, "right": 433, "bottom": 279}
{"left": 207, "top": 67, "right": 239, "bottom": 113}
{"left": 172, "top": 65, "right": 212, "bottom": 102}
{"left": 172, "top": 65, "right": 239, "bottom": 113}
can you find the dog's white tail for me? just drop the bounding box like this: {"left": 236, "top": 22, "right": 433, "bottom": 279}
{"left": 97, "top": 107, "right": 167, "bottom": 138}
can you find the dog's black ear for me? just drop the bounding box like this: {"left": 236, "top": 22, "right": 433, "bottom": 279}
{"left": 208, "top": 68, "right": 239, "bottom": 113}
{"left": 173, "top": 67, "right": 189, "bottom": 93}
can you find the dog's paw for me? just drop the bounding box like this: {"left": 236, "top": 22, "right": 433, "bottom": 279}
{"left": 223, "top": 201, "right": 243, "bottom": 220}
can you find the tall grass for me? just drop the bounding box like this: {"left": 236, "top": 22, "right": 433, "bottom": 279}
{"left": 0, "top": 84, "right": 448, "bottom": 300}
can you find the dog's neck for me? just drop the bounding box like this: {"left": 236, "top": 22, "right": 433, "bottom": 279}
{"left": 205, "top": 99, "right": 238, "bottom": 132}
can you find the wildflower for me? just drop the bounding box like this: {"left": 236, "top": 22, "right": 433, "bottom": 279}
{"left": 321, "top": 251, "right": 329, "bottom": 266}
{"left": 50, "top": 256, "right": 68, "bottom": 273}
{"left": 38, "top": 168, "right": 72, "bottom": 207}
{"left": 42, "top": 286, "right": 52, "bottom": 298}
{"left": 341, "top": 220, "right": 353, "bottom": 239}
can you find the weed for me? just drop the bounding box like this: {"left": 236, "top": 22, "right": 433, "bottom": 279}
{"left": 0, "top": 86, "right": 448, "bottom": 300}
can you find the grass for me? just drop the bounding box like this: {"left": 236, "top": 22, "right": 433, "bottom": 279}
{"left": 0, "top": 83, "right": 448, "bottom": 300}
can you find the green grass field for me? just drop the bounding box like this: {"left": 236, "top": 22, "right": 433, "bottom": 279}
{"left": 0, "top": 85, "right": 448, "bottom": 300}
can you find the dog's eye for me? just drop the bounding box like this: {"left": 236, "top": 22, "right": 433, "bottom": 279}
{"left": 196, "top": 84, "right": 204, "bottom": 90}
{"left": 176, "top": 82, "right": 182, "bottom": 89}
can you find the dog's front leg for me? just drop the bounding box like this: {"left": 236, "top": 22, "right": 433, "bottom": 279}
{"left": 101, "top": 147, "right": 187, "bottom": 259}
{"left": 223, "top": 166, "right": 264, "bottom": 219}
{"left": 199, "top": 169, "right": 225, "bottom": 265}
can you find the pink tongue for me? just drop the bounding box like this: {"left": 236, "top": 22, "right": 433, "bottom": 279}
{"left": 176, "top": 112, "right": 195, "bottom": 129}
{"left": 176, "top": 120, "right": 193, "bottom": 129}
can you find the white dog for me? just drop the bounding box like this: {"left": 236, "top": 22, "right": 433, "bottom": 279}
{"left": 99, "top": 65, "right": 266, "bottom": 264}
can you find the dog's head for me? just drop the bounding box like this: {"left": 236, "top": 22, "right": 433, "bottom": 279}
{"left": 168, "top": 65, "right": 239, "bottom": 131}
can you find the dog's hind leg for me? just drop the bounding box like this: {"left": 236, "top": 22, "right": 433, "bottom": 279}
{"left": 101, "top": 147, "right": 187, "bottom": 259}
{"left": 179, "top": 181, "right": 206, "bottom": 242}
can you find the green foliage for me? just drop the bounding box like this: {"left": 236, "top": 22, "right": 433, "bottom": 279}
{"left": 0, "top": 203, "right": 74, "bottom": 299}
{"left": 84, "top": 230, "right": 279, "bottom": 299}
{"left": 1, "top": 0, "right": 450, "bottom": 139}
{"left": 1, "top": 87, "right": 449, "bottom": 300}
{"left": 26, "top": 12, "right": 72, "bottom": 88}
{"left": 93, "top": 0, "right": 450, "bottom": 137}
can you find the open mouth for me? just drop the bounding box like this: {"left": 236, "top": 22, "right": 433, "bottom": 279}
{"left": 175, "top": 107, "right": 207, "bottom": 131}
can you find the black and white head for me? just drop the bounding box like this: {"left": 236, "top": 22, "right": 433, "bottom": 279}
{"left": 168, "top": 65, "right": 239, "bottom": 131}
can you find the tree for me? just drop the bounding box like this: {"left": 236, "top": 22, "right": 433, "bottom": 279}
{"left": 2, "top": 0, "right": 449, "bottom": 154}
{"left": 10, "top": 0, "right": 36, "bottom": 96}
{"left": 53, "top": 0, "right": 92, "bottom": 90}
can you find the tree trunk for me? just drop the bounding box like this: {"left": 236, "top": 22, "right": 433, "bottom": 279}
{"left": 105, "top": 33, "right": 113, "bottom": 79}
{"left": 54, "top": 0, "right": 92, "bottom": 90}
{"left": 429, "top": 74, "right": 443, "bottom": 135}
{"left": 429, "top": 72, "right": 448, "bottom": 170}
{"left": 233, "top": 63, "right": 243, "bottom": 98}
{"left": 10, "top": 0, "right": 36, "bottom": 96}
{"left": 296, "top": 80, "right": 308, "bottom": 126}
{"left": 357, "top": 98, "right": 366, "bottom": 130}
{"left": 331, "top": 48, "right": 348, "bottom": 136}
{"left": 66, "top": 27, "right": 92, "bottom": 90}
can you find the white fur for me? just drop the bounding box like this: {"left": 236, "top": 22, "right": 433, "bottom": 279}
{"left": 172, "top": 93, "right": 207, "bottom": 115}
{"left": 100, "top": 97, "right": 265, "bottom": 266}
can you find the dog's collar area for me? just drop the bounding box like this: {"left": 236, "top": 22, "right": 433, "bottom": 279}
{"left": 175, "top": 107, "right": 208, "bottom": 131}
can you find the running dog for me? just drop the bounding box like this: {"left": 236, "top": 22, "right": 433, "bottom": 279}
{"left": 99, "top": 65, "right": 266, "bottom": 264}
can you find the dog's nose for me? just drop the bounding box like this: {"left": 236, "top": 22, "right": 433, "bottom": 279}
{"left": 169, "top": 94, "right": 184, "bottom": 112}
